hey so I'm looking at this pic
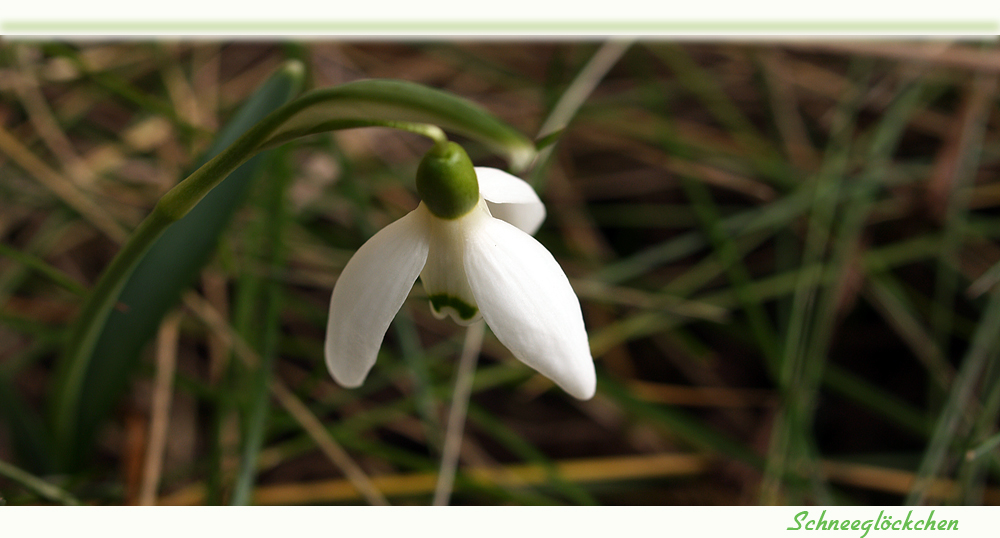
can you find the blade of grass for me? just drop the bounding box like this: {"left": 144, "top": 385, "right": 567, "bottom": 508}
{"left": 0, "top": 458, "right": 81, "bottom": 505}
{"left": 229, "top": 143, "right": 294, "bottom": 505}
{"left": 763, "top": 59, "right": 872, "bottom": 505}
{"left": 680, "top": 176, "right": 781, "bottom": 370}
{"left": 465, "top": 403, "right": 598, "bottom": 505}
{"left": 909, "top": 70, "right": 999, "bottom": 505}
{"left": 646, "top": 44, "right": 777, "bottom": 161}
{"left": 599, "top": 377, "right": 763, "bottom": 469}
{"left": 0, "top": 242, "right": 87, "bottom": 297}
{"left": 530, "top": 39, "right": 634, "bottom": 188}
{"left": 822, "top": 459, "right": 1000, "bottom": 503}
{"left": 587, "top": 231, "right": 951, "bottom": 365}
{"left": 956, "top": 346, "right": 1000, "bottom": 502}
{"left": 758, "top": 49, "right": 820, "bottom": 171}
{"left": 594, "top": 172, "right": 899, "bottom": 285}
{"left": 393, "top": 311, "right": 444, "bottom": 452}
{"left": 823, "top": 365, "right": 931, "bottom": 438}
{"left": 40, "top": 43, "right": 204, "bottom": 139}
{"left": 929, "top": 72, "right": 998, "bottom": 364}
{"left": 786, "top": 76, "right": 934, "bottom": 501}
{"left": 907, "top": 287, "right": 1000, "bottom": 504}
{"left": 965, "top": 432, "right": 1000, "bottom": 462}
{"left": 967, "top": 257, "right": 1000, "bottom": 298}
{"left": 864, "top": 274, "right": 953, "bottom": 387}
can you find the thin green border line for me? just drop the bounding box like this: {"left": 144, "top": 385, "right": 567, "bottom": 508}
{"left": 2, "top": 20, "right": 998, "bottom": 33}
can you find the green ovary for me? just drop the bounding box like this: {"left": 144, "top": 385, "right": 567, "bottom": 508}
{"left": 415, "top": 142, "right": 479, "bottom": 219}
{"left": 428, "top": 293, "right": 479, "bottom": 321}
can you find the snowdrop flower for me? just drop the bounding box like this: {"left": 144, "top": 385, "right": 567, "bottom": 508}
{"left": 325, "top": 142, "right": 595, "bottom": 399}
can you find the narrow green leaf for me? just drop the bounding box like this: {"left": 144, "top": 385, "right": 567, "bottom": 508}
{"left": 929, "top": 73, "right": 997, "bottom": 357}
{"left": 230, "top": 146, "right": 292, "bottom": 506}
{"left": 680, "top": 176, "right": 780, "bottom": 369}
{"left": 908, "top": 287, "right": 1000, "bottom": 504}
{"left": 598, "top": 377, "right": 763, "bottom": 469}
{"left": 764, "top": 59, "right": 873, "bottom": 505}
{"left": 0, "top": 458, "right": 81, "bottom": 506}
{"left": 51, "top": 61, "right": 305, "bottom": 469}
{"left": 823, "top": 364, "right": 931, "bottom": 438}
{"left": 0, "top": 243, "right": 87, "bottom": 297}
{"left": 647, "top": 44, "right": 775, "bottom": 158}
{"left": 466, "top": 404, "right": 597, "bottom": 505}
{"left": 966, "top": 432, "right": 1000, "bottom": 462}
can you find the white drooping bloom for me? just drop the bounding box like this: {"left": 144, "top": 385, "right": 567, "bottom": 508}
{"left": 324, "top": 166, "right": 596, "bottom": 400}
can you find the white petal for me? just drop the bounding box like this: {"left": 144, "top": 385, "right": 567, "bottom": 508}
{"left": 463, "top": 217, "right": 596, "bottom": 399}
{"left": 475, "top": 167, "right": 546, "bottom": 235}
{"left": 325, "top": 207, "right": 430, "bottom": 387}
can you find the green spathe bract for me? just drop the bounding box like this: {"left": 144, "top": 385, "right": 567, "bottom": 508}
{"left": 416, "top": 142, "right": 479, "bottom": 219}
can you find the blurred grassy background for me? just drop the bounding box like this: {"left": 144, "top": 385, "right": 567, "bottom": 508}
{"left": 1, "top": 40, "right": 999, "bottom": 506}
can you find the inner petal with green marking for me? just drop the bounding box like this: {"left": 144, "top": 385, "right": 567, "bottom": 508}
{"left": 418, "top": 198, "right": 492, "bottom": 326}
{"left": 428, "top": 293, "right": 479, "bottom": 322}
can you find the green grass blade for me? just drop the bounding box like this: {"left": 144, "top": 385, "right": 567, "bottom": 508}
{"left": 957, "top": 348, "right": 1000, "bottom": 502}
{"left": 599, "top": 377, "right": 763, "bottom": 469}
{"left": 0, "top": 458, "right": 81, "bottom": 505}
{"left": 823, "top": 365, "right": 931, "bottom": 438}
{"left": 230, "top": 146, "right": 292, "bottom": 505}
{"left": 929, "top": 73, "right": 997, "bottom": 360}
{"left": 763, "top": 59, "right": 873, "bottom": 505}
{"left": 965, "top": 432, "right": 1000, "bottom": 462}
{"left": 864, "top": 274, "right": 952, "bottom": 387}
{"left": 466, "top": 403, "right": 598, "bottom": 505}
{"left": 647, "top": 44, "right": 775, "bottom": 159}
{"left": 680, "top": 176, "right": 781, "bottom": 369}
{"left": 908, "top": 287, "right": 1000, "bottom": 504}
{"left": 0, "top": 243, "right": 87, "bottom": 297}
